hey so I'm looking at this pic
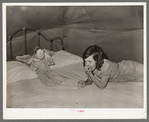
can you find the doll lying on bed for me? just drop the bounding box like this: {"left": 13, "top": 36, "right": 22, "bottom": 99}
{"left": 16, "top": 47, "right": 67, "bottom": 87}
{"left": 78, "top": 45, "right": 144, "bottom": 89}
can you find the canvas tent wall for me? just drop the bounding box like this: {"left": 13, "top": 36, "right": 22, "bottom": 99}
{"left": 6, "top": 6, "right": 143, "bottom": 63}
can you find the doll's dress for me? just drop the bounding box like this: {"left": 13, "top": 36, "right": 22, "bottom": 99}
{"left": 30, "top": 57, "right": 67, "bottom": 87}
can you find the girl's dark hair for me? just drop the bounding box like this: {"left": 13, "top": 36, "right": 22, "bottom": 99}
{"left": 82, "top": 45, "right": 108, "bottom": 70}
{"left": 34, "top": 46, "right": 42, "bottom": 54}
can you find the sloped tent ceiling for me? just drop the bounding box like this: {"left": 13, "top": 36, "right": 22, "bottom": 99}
{"left": 7, "top": 6, "right": 66, "bottom": 36}
{"left": 6, "top": 6, "right": 143, "bottom": 63}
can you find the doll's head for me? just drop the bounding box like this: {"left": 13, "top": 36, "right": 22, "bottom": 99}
{"left": 33, "top": 47, "right": 45, "bottom": 60}
{"left": 82, "top": 45, "right": 107, "bottom": 71}
{"left": 33, "top": 46, "right": 55, "bottom": 66}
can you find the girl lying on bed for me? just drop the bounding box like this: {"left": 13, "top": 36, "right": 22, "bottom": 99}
{"left": 78, "top": 45, "right": 144, "bottom": 89}
{"left": 16, "top": 47, "right": 67, "bottom": 87}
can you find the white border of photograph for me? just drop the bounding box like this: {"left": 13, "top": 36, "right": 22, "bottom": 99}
{"left": 3, "top": 2, "right": 147, "bottom": 119}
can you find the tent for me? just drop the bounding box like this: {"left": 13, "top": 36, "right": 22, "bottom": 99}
{"left": 6, "top": 5, "right": 143, "bottom": 63}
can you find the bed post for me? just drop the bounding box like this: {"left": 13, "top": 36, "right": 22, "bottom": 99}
{"left": 36, "top": 30, "right": 40, "bottom": 47}
{"left": 8, "top": 35, "right": 13, "bottom": 61}
{"left": 22, "top": 27, "right": 27, "bottom": 55}
{"left": 7, "top": 28, "right": 64, "bottom": 61}
{"left": 50, "top": 40, "right": 53, "bottom": 51}
{"left": 61, "top": 38, "right": 64, "bottom": 50}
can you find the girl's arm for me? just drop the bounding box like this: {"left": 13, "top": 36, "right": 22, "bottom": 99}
{"left": 86, "top": 71, "right": 109, "bottom": 88}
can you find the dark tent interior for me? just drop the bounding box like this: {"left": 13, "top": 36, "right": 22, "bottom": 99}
{"left": 5, "top": 5, "right": 145, "bottom": 111}
{"left": 6, "top": 6, "right": 143, "bottom": 63}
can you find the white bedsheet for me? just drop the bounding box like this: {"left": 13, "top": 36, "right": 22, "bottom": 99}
{"left": 7, "top": 79, "right": 143, "bottom": 108}
{"left": 6, "top": 62, "right": 144, "bottom": 108}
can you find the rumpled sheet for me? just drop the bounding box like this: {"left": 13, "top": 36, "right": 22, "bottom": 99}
{"left": 7, "top": 61, "right": 38, "bottom": 83}
{"left": 6, "top": 62, "right": 144, "bottom": 108}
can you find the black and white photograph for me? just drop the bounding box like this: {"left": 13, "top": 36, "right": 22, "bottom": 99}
{"left": 3, "top": 2, "right": 147, "bottom": 119}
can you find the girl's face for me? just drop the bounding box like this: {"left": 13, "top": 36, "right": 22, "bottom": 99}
{"left": 35, "top": 49, "right": 45, "bottom": 59}
{"left": 85, "top": 55, "right": 96, "bottom": 71}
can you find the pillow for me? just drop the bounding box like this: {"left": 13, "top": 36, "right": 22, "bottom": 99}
{"left": 7, "top": 61, "right": 38, "bottom": 83}
{"left": 50, "top": 50, "right": 83, "bottom": 69}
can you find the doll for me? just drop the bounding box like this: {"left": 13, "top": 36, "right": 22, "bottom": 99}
{"left": 16, "top": 47, "right": 67, "bottom": 87}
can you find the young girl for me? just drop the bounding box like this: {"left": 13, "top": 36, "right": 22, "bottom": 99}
{"left": 78, "top": 45, "right": 144, "bottom": 89}
{"left": 16, "top": 47, "right": 67, "bottom": 87}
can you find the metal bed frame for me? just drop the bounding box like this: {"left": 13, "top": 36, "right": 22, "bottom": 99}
{"left": 7, "top": 27, "right": 64, "bottom": 61}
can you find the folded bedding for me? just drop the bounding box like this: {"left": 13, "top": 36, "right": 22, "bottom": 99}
{"left": 52, "top": 61, "right": 88, "bottom": 81}
{"left": 51, "top": 50, "right": 83, "bottom": 69}
{"left": 7, "top": 61, "right": 38, "bottom": 83}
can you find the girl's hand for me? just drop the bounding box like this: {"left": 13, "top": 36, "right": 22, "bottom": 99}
{"left": 93, "top": 69, "right": 99, "bottom": 76}
{"left": 78, "top": 80, "right": 86, "bottom": 89}
{"left": 84, "top": 66, "right": 92, "bottom": 73}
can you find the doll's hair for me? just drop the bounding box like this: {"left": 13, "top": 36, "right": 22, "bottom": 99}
{"left": 82, "top": 45, "right": 108, "bottom": 70}
{"left": 33, "top": 46, "right": 42, "bottom": 55}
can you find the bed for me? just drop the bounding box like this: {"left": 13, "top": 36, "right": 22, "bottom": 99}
{"left": 6, "top": 28, "right": 144, "bottom": 108}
